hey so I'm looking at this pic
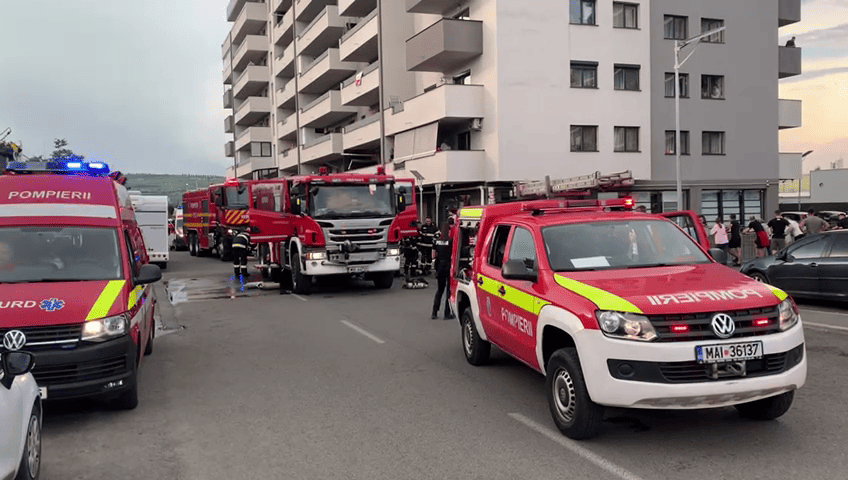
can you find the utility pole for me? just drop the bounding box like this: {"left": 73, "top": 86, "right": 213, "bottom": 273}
{"left": 674, "top": 25, "right": 726, "bottom": 210}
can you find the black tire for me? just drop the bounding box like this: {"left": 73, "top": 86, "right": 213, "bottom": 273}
{"left": 217, "top": 238, "right": 227, "bottom": 261}
{"left": 144, "top": 318, "right": 154, "bottom": 356}
{"left": 735, "top": 391, "right": 794, "bottom": 420}
{"left": 372, "top": 271, "right": 394, "bottom": 289}
{"left": 546, "top": 348, "right": 604, "bottom": 440}
{"left": 461, "top": 308, "right": 490, "bottom": 366}
{"left": 156, "top": 262, "right": 167, "bottom": 270}
{"left": 110, "top": 373, "right": 139, "bottom": 410}
{"left": 749, "top": 272, "right": 769, "bottom": 283}
{"left": 290, "top": 251, "right": 312, "bottom": 295}
{"left": 188, "top": 235, "right": 197, "bottom": 257}
{"left": 15, "top": 402, "right": 40, "bottom": 480}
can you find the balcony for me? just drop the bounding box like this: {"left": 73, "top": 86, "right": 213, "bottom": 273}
{"left": 225, "top": 115, "right": 234, "bottom": 133}
{"left": 233, "top": 156, "right": 278, "bottom": 179}
{"left": 295, "top": 0, "right": 335, "bottom": 22}
{"left": 225, "top": 141, "right": 235, "bottom": 157}
{"left": 339, "top": 10, "right": 378, "bottom": 63}
{"left": 236, "top": 126, "right": 274, "bottom": 151}
{"left": 223, "top": 89, "right": 234, "bottom": 109}
{"left": 779, "top": 153, "right": 802, "bottom": 180}
{"left": 278, "top": 148, "right": 299, "bottom": 170}
{"left": 233, "top": 34, "right": 268, "bottom": 71}
{"left": 278, "top": 113, "right": 298, "bottom": 141}
{"left": 341, "top": 63, "right": 379, "bottom": 106}
{"left": 343, "top": 114, "right": 381, "bottom": 151}
{"left": 223, "top": 57, "right": 233, "bottom": 84}
{"left": 276, "top": 79, "right": 297, "bottom": 109}
{"left": 234, "top": 96, "right": 272, "bottom": 125}
{"left": 274, "top": 43, "right": 296, "bottom": 78}
{"left": 779, "top": 99, "right": 802, "bottom": 129}
{"left": 299, "top": 48, "right": 359, "bottom": 94}
{"left": 779, "top": 46, "right": 802, "bottom": 79}
{"left": 234, "top": 65, "right": 270, "bottom": 99}
{"left": 300, "top": 90, "right": 358, "bottom": 128}
{"left": 297, "top": 6, "right": 349, "bottom": 57}
{"left": 394, "top": 150, "right": 486, "bottom": 184}
{"left": 222, "top": 36, "right": 232, "bottom": 59}
{"left": 385, "top": 84, "right": 484, "bottom": 136}
{"left": 339, "top": 0, "right": 376, "bottom": 17}
{"left": 273, "top": 0, "right": 292, "bottom": 14}
{"left": 227, "top": 0, "right": 246, "bottom": 21}
{"left": 232, "top": 2, "right": 267, "bottom": 44}
{"left": 407, "top": 19, "right": 483, "bottom": 72}
{"left": 779, "top": 0, "right": 801, "bottom": 27}
{"left": 406, "top": 0, "right": 458, "bottom": 15}
{"left": 301, "top": 133, "right": 344, "bottom": 163}
{"left": 273, "top": 8, "right": 295, "bottom": 46}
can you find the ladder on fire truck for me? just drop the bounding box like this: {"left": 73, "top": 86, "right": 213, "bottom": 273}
{"left": 513, "top": 170, "right": 634, "bottom": 199}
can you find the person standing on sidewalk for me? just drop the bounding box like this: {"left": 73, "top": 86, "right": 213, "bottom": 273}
{"left": 710, "top": 217, "right": 729, "bottom": 262}
{"left": 744, "top": 217, "right": 769, "bottom": 258}
{"left": 800, "top": 209, "right": 829, "bottom": 236}
{"left": 431, "top": 224, "right": 455, "bottom": 320}
{"left": 767, "top": 211, "right": 790, "bottom": 254}
{"left": 728, "top": 214, "right": 742, "bottom": 266}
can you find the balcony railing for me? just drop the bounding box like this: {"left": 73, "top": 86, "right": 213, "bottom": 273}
{"left": 779, "top": 46, "right": 802, "bottom": 78}
{"left": 406, "top": 18, "right": 483, "bottom": 72}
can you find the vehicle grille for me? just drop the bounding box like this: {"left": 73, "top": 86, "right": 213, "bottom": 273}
{"left": 0, "top": 325, "right": 81, "bottom": 351}
{"left": 32, "top": 355, "right": 128, "bottom": 385}
{"left": 647, "top": 306, "right": 780, "bottom": 342}
{"left": 657, "top": 345, "right": 802, "bottom": 383}
{"left": 327, "top": 227, "right": 386, "bottom": 243}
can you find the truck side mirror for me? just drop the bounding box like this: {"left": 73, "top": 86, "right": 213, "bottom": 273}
{"left": 502, "top": 259, "right": 538, "bottom": 283}
{"left": 708, "top": 248, "right": 727, "bottom": 265}
{"left": 290, "top": 196, "right": 302, "bottom": 216}
{"left": 135, "top": 264, "right": 162, "bottom": 285}
{"left": 397, "top": 194, "right": 407, "bottom": 212}
{"left": 2, "top": 351, "right": 34, "bottom": 377}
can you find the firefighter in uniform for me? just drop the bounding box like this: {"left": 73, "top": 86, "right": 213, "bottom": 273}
{"left": 418, "top": 216, "right": 438, "bottom": 272}
{"left": 431, "top": 224, "right": 455, "bottom": 319}
{"left": 231, "top": 229, "right": 251, "bottom": 282}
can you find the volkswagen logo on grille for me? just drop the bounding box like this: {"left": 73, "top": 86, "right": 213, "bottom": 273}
{"left": 711, "top": 314, "right": 736, "bottom": 339}
{"left": 3, "top": 330, "right": 26, "bottom": 351}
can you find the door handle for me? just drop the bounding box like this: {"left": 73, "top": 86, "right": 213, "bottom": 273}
{"left": 498, "top": 286, "right": 506, "bottom": 295}
{"left": 477, "top": 277, "right": 484, "bottom": 286}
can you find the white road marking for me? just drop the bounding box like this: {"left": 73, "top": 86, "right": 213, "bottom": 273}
{"left": 805, "top": 322, "right": 848, "bottom": 333}
{"left": 291, "top": 294, "right": 308, "bottom": 302}
{"left": 509, "top": 413, "right": 646, "bottom": 480}
{"left": 341, "top": 320, "right": 385, "bottom": 344}
{"left": 801, "top": 308, "right": 848, "bottom": 317}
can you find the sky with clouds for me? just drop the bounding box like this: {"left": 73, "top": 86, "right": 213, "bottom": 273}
{"left": 0, "top": 0, "right": 844, "bottom": 176}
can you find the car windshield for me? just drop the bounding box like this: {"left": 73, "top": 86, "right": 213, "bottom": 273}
{"left": 309, "top": 184, "right": 394, "bottom": 219}
{"left": 0, "top": 227, "right": 124, "bottom": 283}
{"left": 542, "top": 219, "right": 711, "bottom": 271}
{"left": 225, "top": 186, "right": 250, "bottom": 209}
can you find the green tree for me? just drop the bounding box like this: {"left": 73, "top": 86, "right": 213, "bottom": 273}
{"left": 50, "top": 138, "right": 84, "bottom": 160}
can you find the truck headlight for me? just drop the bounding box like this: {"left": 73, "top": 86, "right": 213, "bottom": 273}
{"left": 596, "top": 311, "right": 658, "bottom": 342}
{"left": 387, "top": 247, "right": 400, "bottom": 256}
{"left": 306, "top": 251, "right": 327, "bottom": 260}
{"left": 81, "top": 314, "right": 129, "bottom": 342}
{"left": 778, "top": 298, "right": 799, "bottom": 331}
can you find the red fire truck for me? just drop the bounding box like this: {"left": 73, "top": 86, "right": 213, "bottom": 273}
{"left": 247, "top": 167, "right": 417, "bottom": 293}
{"left": 182, "top": 179, "right": 250, "bottom": 260}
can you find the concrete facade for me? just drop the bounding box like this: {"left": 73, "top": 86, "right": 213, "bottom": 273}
{"left": 221, "top": 0, "right": 802, "bottom": 223}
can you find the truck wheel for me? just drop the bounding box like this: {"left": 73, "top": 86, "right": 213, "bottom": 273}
{"left": 735, "top": 391, "right": 794, "bottom": 420}
{"left": 461, "top": 309, "right": 490, "bottom": 366}
{"left": 109, "top": 373, "right": 139, "bottom": 410}
{"left": 144, "top": 318, "right": 154, "bottom": 356}
{"left": 189, "top": 235, "right": 197, "bottom": 257}
{"left": 373, "top": 271, "right": 394, "bottom": 289}
{"left": 15, "top": 401, "right": 40, "bottom": 480}
{"left": 546, "top": 348, "right": 604, "bottom": 440}
{"left": 291, "top": 255, "right": 312, "bottom": 295}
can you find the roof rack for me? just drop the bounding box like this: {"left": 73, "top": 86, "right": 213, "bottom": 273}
{"left": 514, "top": 171, "right": 634, "bottom": 199}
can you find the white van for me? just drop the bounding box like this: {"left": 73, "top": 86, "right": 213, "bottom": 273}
{"left": 129, "top": 193, "right": 170, "bottom": 269}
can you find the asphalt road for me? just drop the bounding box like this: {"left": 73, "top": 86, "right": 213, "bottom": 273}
{"left": 40, "top": 252, "right": 848, "bottom": 480}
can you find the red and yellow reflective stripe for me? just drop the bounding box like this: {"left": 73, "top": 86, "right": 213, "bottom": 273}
{"left": 477, "top": 274, "right": 549, "bottom": 315}
{"left": 763, "top": 283, "right": 788, "bottom": 301}
{"left": 128, "top": 285, "right": 145, "bottom": 310}
{"left": 554, "top": 274, "right": 643, "bottom": 314}
{"left": 85, "top": 280, "right": 126, "bottom": 321}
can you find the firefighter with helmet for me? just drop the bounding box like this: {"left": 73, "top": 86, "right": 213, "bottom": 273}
{"left": 418, "top": 216, "right": 438, "bottom": 272}
{"left": 231, "top": 228, "right": 251, "bottom": 282}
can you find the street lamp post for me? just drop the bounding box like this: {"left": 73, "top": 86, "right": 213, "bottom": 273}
{"left": 798, "top": 150, "right": 814, "bottom": 210}
{"left": 674, "top": 25, "right": 726, "bottom": 210}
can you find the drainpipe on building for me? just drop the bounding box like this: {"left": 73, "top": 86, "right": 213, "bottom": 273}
{"left": 376, "top": 0, "right": 387, "bottom": 167}
{"left": 292, "top": 2, "right": 303, "bottom": 175}
{"left": 267, "top": 0, "right": 276, "bottom": 180}
{"left": 229, "top": 31, "right": 237, "bottom": 177}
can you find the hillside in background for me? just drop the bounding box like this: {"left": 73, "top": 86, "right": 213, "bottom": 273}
{"left": 124, "top": 173, "right": 224, "bottom": 213}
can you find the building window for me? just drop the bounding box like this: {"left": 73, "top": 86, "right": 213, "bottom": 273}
{"left": 664, "top": 72, "right": 689, "bottom": 97}
{"left": 614, "top": 65, "right": 640, "bottom": 90}
{"left": 701, "top": 18, "right": 724, "bottom": 43}
{"left": 702, "top": 131, "right": 725, "bottom": 155}
{"left": 570, "top": 62, "right": 598, "bottom": 88}
{"left": 613, "top": 3, "right": 638, "bottom": 29}
{"left": 452, "top": 8, "right": 470, "bottom": 20}
{"left": 703, "top": 190, "right": 763, "bottom": 221}
{"left": 570, "top": 126, "right": 598, "bottom": 152}
{"left": 454, "top": 71, "right": 471, "bottom": 84}
{"left": 570, "top": 0, "right": 596, "bottom": 25}
{"left": 251, "top": 142, "right": 272, "bottom": 157}
{"left": 664, "top": 15, "right": 687, "bottom": 40}
{"left": 614, "top": 127, "right": 639, "bottom": 152}
{"left": 701, "top": 75, "right": 724, "bottom": 99}
{"left": 665, "top": 131, "right": 690, "bottom": 155}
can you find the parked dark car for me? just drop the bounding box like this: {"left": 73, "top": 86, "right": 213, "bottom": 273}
{"left": 741, "top": 231, "right": 848, "bottom": 300}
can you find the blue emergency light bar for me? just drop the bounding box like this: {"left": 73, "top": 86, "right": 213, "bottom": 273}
{"left": 5, "top": 160, "right": 111, "bottom": 175}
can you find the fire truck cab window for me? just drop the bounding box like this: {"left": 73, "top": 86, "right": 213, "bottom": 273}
{"left": 309, "top": 184, "right": 393, "bottom": 219}
{"left": 225, "top": 186, "right": 250, "bottom": 210}
{"left": 508, "top": 227, "right": 537, "bottom": 268}
{"left": 252, "top": 184, "right": 283, "bottom": 212}
{"left": 488, "top": 225, "right": 512, "bottom": 268}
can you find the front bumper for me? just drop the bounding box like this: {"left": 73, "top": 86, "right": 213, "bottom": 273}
{"left": 30, "top": 335, "right": 137, "bottom": 400}
{"left": 303, "top": 255, "right": 400, "bottom": 276}
{"left": 575, "top": 320, "right": 807, "bottom": 409}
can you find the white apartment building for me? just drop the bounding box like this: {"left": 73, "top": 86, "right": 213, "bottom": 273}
{"left": 222, "top": 0, "right": 802, "bottom": 223}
